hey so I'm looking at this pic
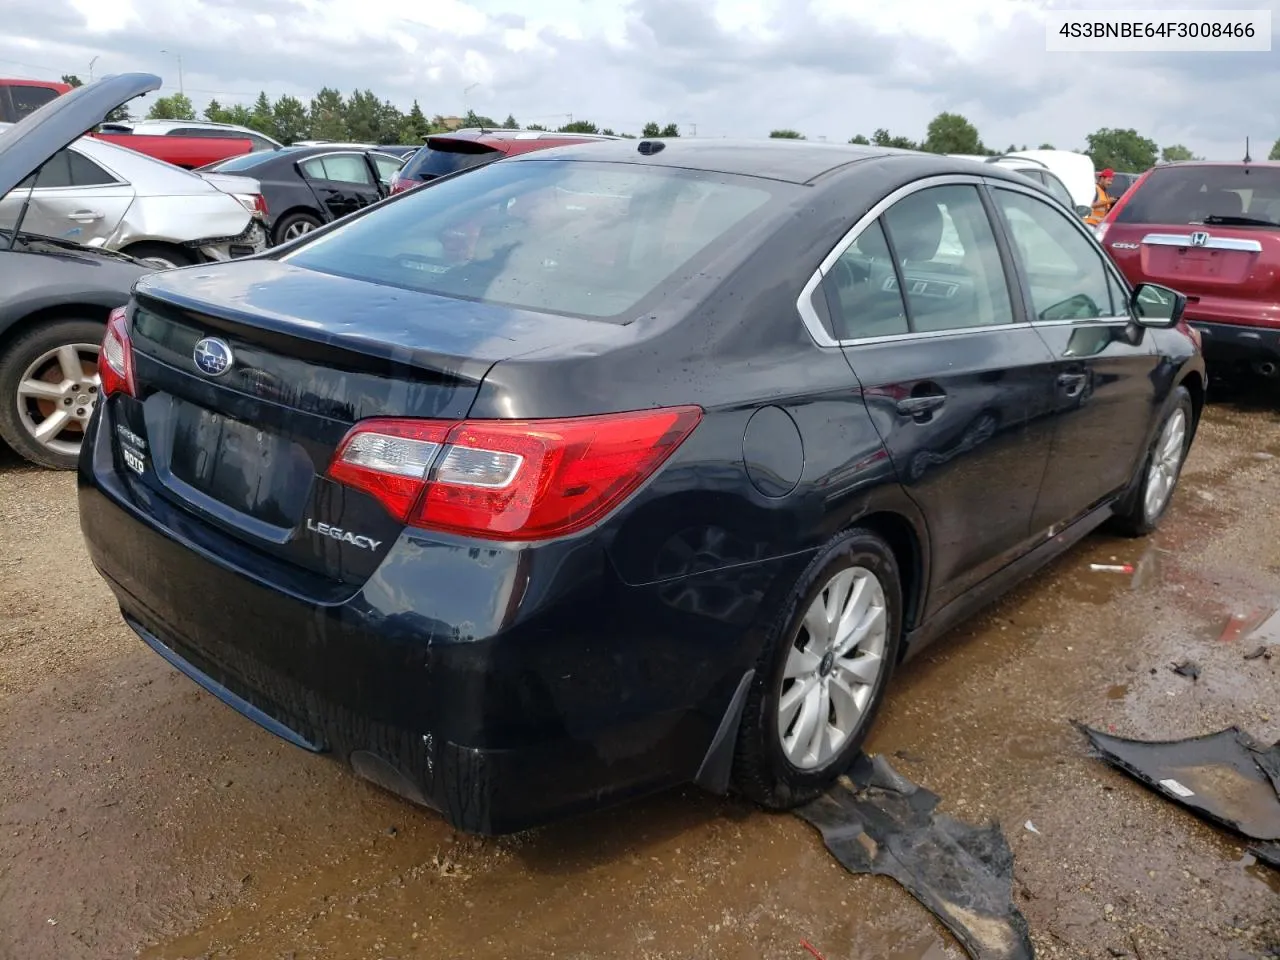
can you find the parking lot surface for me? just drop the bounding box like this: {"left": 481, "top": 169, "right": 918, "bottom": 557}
{"left": 1, "top": 389, "right": 1278, "bottom": 960}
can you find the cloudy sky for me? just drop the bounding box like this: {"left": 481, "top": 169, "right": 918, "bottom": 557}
{"left": 2, "top": 0, "right": 1276, "bottom": 157}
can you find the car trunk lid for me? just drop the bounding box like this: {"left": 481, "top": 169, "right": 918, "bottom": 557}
{"left": 116, "top": 259, "right": 606, "bottom": 584}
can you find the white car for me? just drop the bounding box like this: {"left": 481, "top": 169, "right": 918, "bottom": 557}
{"left": 100, "top": 119, "right": 282, "bottom": 152}
{"left": 949, "top": 150, "right": 1095, "bottom": 216}
{"left": 0, "top": 125, "right": 268, "bottom": 268}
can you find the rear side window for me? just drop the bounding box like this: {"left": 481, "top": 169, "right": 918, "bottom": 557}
{"left": 403, "top": 140, "right": 501, "bottom": 181}
{"left": 301, "top": 154, "right": 372, "bottom": 185}
{"left": 283, "top": 159, "right": 778, "bottom": 320}
{"left": 825, "top": 221, "right": 909, "bottom": 340}
{"left": 1117, "top": 166, "right": 1280, "bottom": 227}
{"left": 880, "top": 184, "right": 1014, "bottom": 332}
{"left": 203, "top": 152, "right": 274, "bottom": 173}
{"left": 17, "top": 148, "right": 117, "bottom": 189}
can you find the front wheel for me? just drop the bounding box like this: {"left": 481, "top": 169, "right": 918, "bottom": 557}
{"left": 274, "top": 212, "right": 323, "bottom": 245}
{"left": 1109, "top": 385, "right": 1194, "bottom": 537}
{"left": 731, "top": 528, "right": 903, "bottom": 809}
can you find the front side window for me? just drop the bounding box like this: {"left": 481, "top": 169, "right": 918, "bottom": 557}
{"left": 994, "top": 188, "right": 1116, "bottom": 321}
{"left": 282, "top": 159, "right": 778, "bottom": 320}
{"left": 880, "top": 184, "right": 1014, "bottom": 332}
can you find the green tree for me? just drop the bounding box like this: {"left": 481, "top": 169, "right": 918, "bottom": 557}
{"left": 619, "top": 132, "right": 636, "bottom": 139}
{"left": 524, "top": 123, "right": 547, "bottom": 131}
{"left": 1269, "top": 139, "right": 1280, "bottom": 161}
{"left": 1038, "top": 142, "right": 1054, "bottom": 150}
{"left": 871, "top": 128, "right": 917, "bottom": 149}
{"left": 146, "top": 93, "right": 196, "bottom": 120}
{"left": 463, "top": 109, "right": 499, "bottom": 129}
{"left": 849, "top": 134, "right": 871, "bottom": 145}
{"left": 1160, "top": 143, "right": 1198, "bottom": 162}
{"left": 344, "top": 89, "right": 383, "bottom": 141}
{"left": 1085, "top": 127, "right": 1158, "bottom": 172}
{"left": 309, "top": 87, "right": 347, "bottom": 141}
{"left": 249, "top": 91, "right": 278, "bottom": 139}
{"left": 558, "top": 119, "right": 599, "bottom": 134}
{"left": 502, "top": 113, "right": 518, "bottom": 129}
{"left": 641, "top": 121, "right": 661, "bottom": 137}
{"left": 401, "top": 100, "right": 430, "bottom": 142}
{"left": 61, "top": 74, "right": 83, "bottom": 87}
{"left": 601, "top": 128, "right": 616, "bottom": 136}
{"left": 226, "top": 104, "right": 253, "bottom": 127}
{"left": 660, "top": 122, "right": 679, "bottom": 137}
{"left": 272, "top": 94, "right": 308, "bottom": 144}
{"left": 770, "top": 129, "right": 805, "bottom": 139}
{"left": 204, "top": 99, "right": 230, "bottom": 123}
{"left": 921, "top": 112, "right": 984, "bottom": 154}
{"left": 373, "top": 99, "right": 403, "bottom": 143}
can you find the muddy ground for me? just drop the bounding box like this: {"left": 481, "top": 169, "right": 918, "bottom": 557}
{"left": 1, "top": 387, "right": 1278, "bottom": 960}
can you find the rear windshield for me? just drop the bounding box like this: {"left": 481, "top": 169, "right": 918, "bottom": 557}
{"left": 1117, "top": 166, "right": 1280, "bottom": 227}
{"left": 282, "top": 159, "right": 779, "bottom": 320}
{"left": 403, "top": 140, "right": 502, "bottom": 181}
{"left": 202, "top": 152, "right": 274, "bottom": 173}
{"left": 7, "top": 84, "right": 60, "bottom": 120}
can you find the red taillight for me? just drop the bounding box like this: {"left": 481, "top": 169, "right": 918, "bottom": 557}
{"left": 99, "top": 306, "right": 136, "bottom": 398}
{"left": 389, "top": 175, "right": 412, "bottom": 195}
{"left": 327, "top": 406, "right": 703, "bottom": 540}
{"left": 255, "top": 193, "right": 269, "bottom": 218}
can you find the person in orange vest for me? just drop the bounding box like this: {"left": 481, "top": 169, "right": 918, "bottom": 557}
{"left": 1085, "top": 168, "right": 1115, "bottom": 225}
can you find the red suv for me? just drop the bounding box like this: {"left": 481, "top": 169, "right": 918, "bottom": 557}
{"left": 1098, "top": 161, "right": 1280, "bottom": 377}
{"left": 389, "top": 129, "right": 620, "bottom": 195}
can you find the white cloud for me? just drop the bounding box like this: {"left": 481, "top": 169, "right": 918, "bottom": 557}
{"left": 0, "top": 0, "right": 1277, "bottom": 159}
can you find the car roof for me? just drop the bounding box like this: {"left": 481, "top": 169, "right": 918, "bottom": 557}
{"left": 505, "top": 137, "right": 925, "bottom": 185}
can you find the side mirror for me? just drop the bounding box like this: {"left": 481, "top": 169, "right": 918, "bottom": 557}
{"left": 1075, "top": 204, "right": 1091, "bottom": 217}
{"left": 1131, "top": 282, "right": 1186, "bottom": 328}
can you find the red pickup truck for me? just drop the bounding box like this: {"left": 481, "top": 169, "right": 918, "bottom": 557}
{"left": 0, "top": 78, "right": 71, "bottom": 122}
{"left": 90, "top": 132, "right": 254, "bottom": 169}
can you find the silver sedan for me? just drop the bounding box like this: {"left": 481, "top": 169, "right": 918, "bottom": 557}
{"left": 0, "top": 128, "right": 267, "bottom": 268}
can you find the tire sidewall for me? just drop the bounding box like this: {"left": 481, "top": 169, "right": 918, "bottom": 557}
{"left": 753, "top": 531, "right": 903, "bottom": 797}
{"left": 1139, "top": 387, "right": 1194, "bottom": 528}
{"left": 0, "top": 318, "right": 107, "bottom": 470}
{"left": 274, "top": 212, "right": 322, "bottom": 246}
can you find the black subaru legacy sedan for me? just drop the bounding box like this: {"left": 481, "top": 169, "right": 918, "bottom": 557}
{"left": 79, "top": 139, "right": 1204, "bottom": 834}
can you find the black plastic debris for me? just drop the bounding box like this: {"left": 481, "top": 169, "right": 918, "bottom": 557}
{"left": 1251, "top": 842, "right": 1280, "bottom": 869}
{"left": 1171, "top": 659, "right": 1201, "bottom": 681}
{"left": 796, "top": 754, "right": 1034, "bottom": 960}
{"left": 1078, "top": 725, "right": 1280, "bottom": 844}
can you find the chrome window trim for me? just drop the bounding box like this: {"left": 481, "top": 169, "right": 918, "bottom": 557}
{"left": 1141, "top": 232, "right": 1263, "bottom": 253}
{"left": 797, "top": 174, "right": 995, "bottom": 348}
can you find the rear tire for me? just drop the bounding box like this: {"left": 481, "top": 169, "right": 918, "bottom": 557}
{"left": 731, "top": 528, "right": 903, "bottom": 809}
{"left": 123, "top": 242, "right": 195, "bottom": 269}
{"left": 273, "top": 212, "right": 323, "bottom": 245}
{"left": 0, "top": 318, "right": 106, "bottom": 470}
{"left": 1109, "top": 385, "right": 1194, "bottom": 537}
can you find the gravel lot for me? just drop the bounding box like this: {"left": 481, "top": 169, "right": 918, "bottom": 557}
{"left": 1, "top": 387, "right": 1278, "bottom": 960}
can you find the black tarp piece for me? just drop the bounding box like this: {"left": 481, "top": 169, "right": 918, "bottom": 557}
{"left": 795, "top": 754, "right": 1034, "bottom": 960}
{"left": 1078, "top": 725, "right": 1280, "bottom": 846}
{"left": 1252, "top": 842, "right": 1280, "bottom": 869}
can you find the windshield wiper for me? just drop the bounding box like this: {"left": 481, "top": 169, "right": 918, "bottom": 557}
{"left": 1201, "top": 215, "right": 1280, "bottom": 228}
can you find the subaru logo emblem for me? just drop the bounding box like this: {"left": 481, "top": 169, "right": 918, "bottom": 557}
{"left": 193, "top": 337, "right": 233, "bottom": 377}
{"left": 1190, "top": 231, "right": 1210, "bottom": 247}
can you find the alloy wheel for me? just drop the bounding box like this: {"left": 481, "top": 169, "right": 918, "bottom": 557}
{"left": 284, "top": 220, "right": 317, "bottom": 240}
{"left": 778, "top": 565, "right": 888, "bottom": 770}
{"left": 1144, "top": 407, "right": 1187, "bottom": 522}
{"left": 15, "top": 343, "right": 101, "bottom": 459}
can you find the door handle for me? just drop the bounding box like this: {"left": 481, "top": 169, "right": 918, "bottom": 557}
{"left": 896, "top": 394, "right": 947, "bottom": 417}
{"left": 1057, "top": 371, "right": 1087, "bottom": 397}
{"left": 67, "top": 209, "right": 103, "bottom": 222}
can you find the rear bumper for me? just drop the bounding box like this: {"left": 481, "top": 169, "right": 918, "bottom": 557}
{"left": 193, "top": 221, "right": 268, "bottom": 262}
{"left": 78, "top": 407, "right": 785, "bottom": 834}
{"left": 1184, "top": 318, "right": 1280, "bottom": 366}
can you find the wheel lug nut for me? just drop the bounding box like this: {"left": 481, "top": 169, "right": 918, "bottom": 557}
{"left": 76, "top": 408, "right": 85, "bottom": 416}
{"left": 63, "top": 398, "right": 72, "bottom": 405}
